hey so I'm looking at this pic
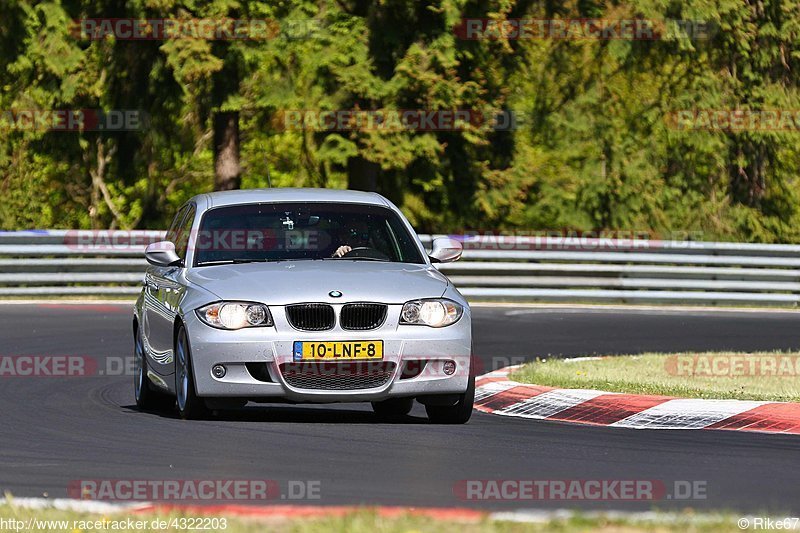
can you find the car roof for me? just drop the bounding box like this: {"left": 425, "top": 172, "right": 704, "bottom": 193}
{"left": 194, "top": 188, "right": 390, "bottom": 209}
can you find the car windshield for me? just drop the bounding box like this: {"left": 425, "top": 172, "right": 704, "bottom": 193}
{"left": 193, "top": 202, "right": 425, "bottom": 266}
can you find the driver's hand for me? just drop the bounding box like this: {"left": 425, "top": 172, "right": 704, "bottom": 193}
{"left": 332, "top": 245, "right": 352, "bottom": 258}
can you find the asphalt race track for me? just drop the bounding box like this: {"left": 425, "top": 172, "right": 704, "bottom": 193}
{"left": 1, "top": 303, "right": 799, "bottom": 513}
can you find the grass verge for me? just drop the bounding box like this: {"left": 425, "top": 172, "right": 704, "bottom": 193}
{"left": 508, "top": 352, "right": 800, "bottom": 402}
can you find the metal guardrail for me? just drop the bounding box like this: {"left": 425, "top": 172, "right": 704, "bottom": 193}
{"left": 0, "top": 230, "right": 799, "bottom": 306}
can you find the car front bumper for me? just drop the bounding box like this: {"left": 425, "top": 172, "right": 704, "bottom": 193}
{"left": 184, "top": 304, "right": 472, "bottom": 402}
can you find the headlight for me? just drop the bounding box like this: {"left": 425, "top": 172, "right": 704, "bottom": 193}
{"left": 400, "top": 299, "right": 463, "bottom": 328}
{"left": 196, "top": 302, "right": 273, "bottom": 330}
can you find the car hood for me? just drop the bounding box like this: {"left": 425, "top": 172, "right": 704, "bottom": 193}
{"left": 185, "top": 261, "right": 449, "bottom": 305}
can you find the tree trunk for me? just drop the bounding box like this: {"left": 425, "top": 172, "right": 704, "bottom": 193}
{"left": 213, "top": 111, "right": 241, "bottom": 191}
{"left": 347, "top": 156, "right": 380, "bottom": 191}
{"left": 728, "top": 139, "right": 767, "bottom": 207}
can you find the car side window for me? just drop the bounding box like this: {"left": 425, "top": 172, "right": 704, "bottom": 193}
{"left": 174, "top": 205, "right": 196, "bottom": 261}
{"left": 166, "top": 206, "right": 187, "bottom": 245}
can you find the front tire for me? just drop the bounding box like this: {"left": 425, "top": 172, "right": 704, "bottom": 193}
{"left": 175, "top": 325, "right": 208, "bottom": 420}
{"left": 425, "top": 372, "right": 475, "bottom": 425}
{"left": 371, "top": 397, "right": 414, "bottom": 419}
{"left": 134, "top": 326, "right": 173, "bottom": 411}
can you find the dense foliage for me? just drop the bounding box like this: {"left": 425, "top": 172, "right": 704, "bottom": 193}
{"left": 1, "top": 0, "right": 799, "bottom": 241}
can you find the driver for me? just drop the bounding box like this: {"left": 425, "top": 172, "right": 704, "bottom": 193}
{"left": 332, "top": 220, "right": 371, "bottom": 257}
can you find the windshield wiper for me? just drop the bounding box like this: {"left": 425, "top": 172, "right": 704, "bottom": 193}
{"left": 196, "top": 258, "right": 272, "bottom": 266}
{"left": 336, "top": 257, "right": 390, "bottom": 262}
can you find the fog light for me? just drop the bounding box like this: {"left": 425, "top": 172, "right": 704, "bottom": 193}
{"left": 443, "top": 361, "right": 456, "bottom": 376}
{"left": 211, "top": 365, "right": 226, "bottom": 379}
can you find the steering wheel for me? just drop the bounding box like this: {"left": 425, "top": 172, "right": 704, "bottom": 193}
{"left": 341, "top": 247, "right": 391, "bottom": 261}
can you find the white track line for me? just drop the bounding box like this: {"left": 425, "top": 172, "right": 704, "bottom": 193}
{"left": 611, "top": 399, "right": 769, "bottom": 430}
{"left": 496, "top": 389, "right": 609, "bottom": 419}
{"left": 7, "top": 497, "right": 147, "bottom": 513}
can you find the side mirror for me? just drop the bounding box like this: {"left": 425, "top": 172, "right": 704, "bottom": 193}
{"left": 145, "top": 241, "right": 182, "bottom": 267}
{"left": 429, "top": 237, "right": 463, "bottom": 263}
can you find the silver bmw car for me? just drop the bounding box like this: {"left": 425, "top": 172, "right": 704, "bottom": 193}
{"left": 133, "top": 188, "right": 473, "bottom": 423}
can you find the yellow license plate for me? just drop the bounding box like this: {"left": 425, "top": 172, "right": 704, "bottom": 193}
{"left": 293, "top": 340, "right": 383, "bottom": 361}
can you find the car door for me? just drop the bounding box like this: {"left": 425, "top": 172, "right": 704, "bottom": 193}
{"left": 143, "top": 204, "right": 192, "bottom": 376}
